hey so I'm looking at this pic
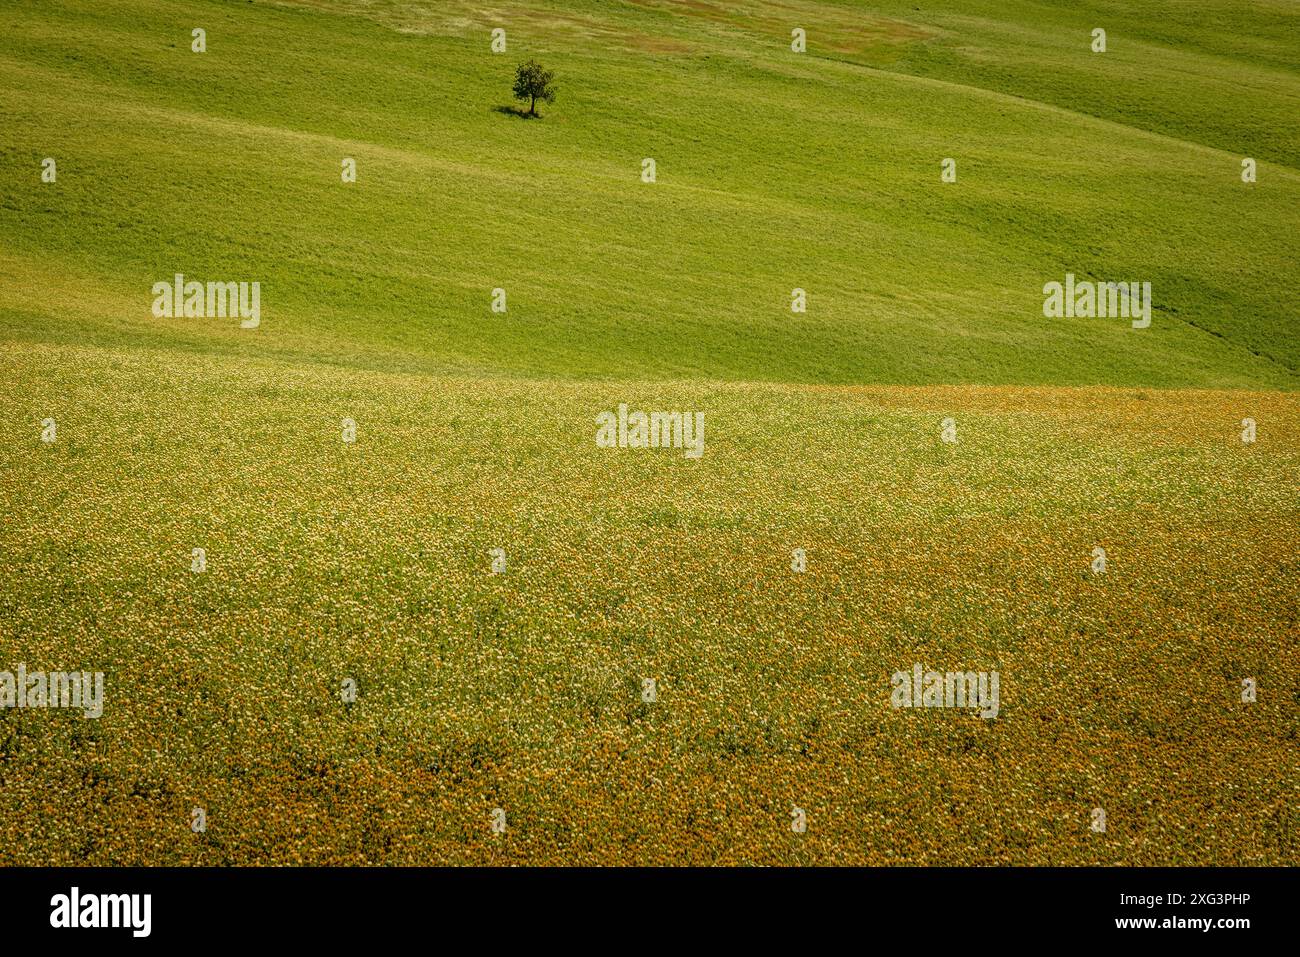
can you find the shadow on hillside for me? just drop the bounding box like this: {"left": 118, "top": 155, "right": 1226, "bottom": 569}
{"left": 492, "top": 105, "right": 543, "bottom": 120}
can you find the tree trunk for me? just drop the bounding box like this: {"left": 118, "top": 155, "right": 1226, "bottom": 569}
{"left": 530, "top": 94, "right": 536, "bottom": 115}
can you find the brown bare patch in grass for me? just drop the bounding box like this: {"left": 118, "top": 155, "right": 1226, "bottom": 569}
{"left": 267, "top": 0, "right": 695, "bottom": 53}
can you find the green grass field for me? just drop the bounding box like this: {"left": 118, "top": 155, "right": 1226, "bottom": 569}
{"left": 0, "top": 0, "right": 1296, "bottom": 865}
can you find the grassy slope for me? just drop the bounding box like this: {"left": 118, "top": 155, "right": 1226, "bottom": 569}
{"left": 0, "top": 0, "right": 1296, "bottom": 386}
{"left": 0, "top": 1, "right": 1297, "bottom": 865}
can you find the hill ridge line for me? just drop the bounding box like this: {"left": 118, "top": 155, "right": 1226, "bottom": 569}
{"left": 808, "top": 51, "right": 1300, "bottom": 177}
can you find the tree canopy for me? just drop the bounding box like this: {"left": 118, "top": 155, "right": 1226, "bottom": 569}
{"left": 512, "top": 60, "right": 556, "bottom": 116}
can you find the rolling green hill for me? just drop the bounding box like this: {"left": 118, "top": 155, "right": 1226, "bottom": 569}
{"left": 1, "top": 0, "right": 1297, "bottom": 387}
{"left": 1, "top": 1, "right": 1297, "bottom": 866}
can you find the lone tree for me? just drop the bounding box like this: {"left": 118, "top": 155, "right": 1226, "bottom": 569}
{"left": 512, "top": 60, "right": 556, "bottom": 116}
